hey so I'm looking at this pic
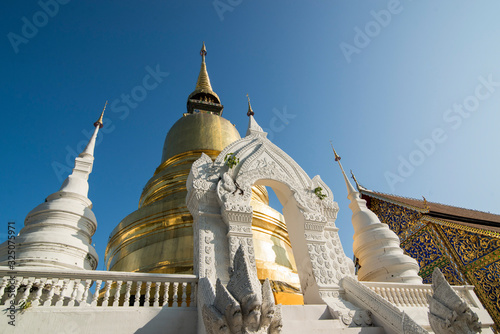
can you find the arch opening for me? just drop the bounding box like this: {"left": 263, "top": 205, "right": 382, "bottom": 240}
{"left": 249, "top": 183, "right": 302, "bottom": 304}
{"left": 249, "top": 179, "right": 322, "bottom": 304}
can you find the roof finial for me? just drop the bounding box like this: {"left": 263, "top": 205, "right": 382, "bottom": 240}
{"left": 94, "top": 100, "right": 107, "bottom": 128}
{"left": 246, "top": 94, "right": 254, "bottom": 117}
{"left": 422, "top": 196, "right": 430, "bottom": 211}
{"left": 350, "top": 170, "right": 361, "bottom": 190}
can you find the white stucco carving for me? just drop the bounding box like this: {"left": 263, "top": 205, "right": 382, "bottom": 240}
{"left": 200, "top": 245, "right": 282, "bottom": 334}
{"left": 186, "top": 115, "right": 356, "bottom": 306}
{"left": 428, "top": 268, "right": 482, "bottom": 334}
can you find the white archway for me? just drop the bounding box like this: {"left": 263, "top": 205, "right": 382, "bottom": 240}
{"left": 186, "top": 117, "right": 353, "bottom": 304}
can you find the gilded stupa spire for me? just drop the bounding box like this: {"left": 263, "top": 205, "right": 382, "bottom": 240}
{"left": 195, "top": 42, "right": 213, "bottom": 92}
{"left": 187, "top": 42, "right": 223, "bottom": 114}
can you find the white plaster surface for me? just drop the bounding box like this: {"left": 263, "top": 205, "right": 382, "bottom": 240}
{"left": 1, "top": 307, "right": 197, "bottom": 334}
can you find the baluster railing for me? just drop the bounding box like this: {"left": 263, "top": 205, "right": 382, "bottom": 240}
{"left": 124, "top": 281, "right": 133, "bottom": 307}
{"left": 189, "top": 282, "right": 196, "bottom": 307}
{"left": 102, "top": 281, "right": 112, "bottom": 307}
{"left": 153, "top": 282, "right": 160, "bottom": 307}
{"left": 68, "top": 279, "right": 80, "bottom": 307}
{"left": 0, "top": 269, "right": 197, "bottom": 309}
{"left": 5, "top": 278, "right": 20, "bottom": 307}
{"left": 134, "top": 281, "right": 142, "bottom": 307}
{"left": 0, "top": 278, "right": 8, "bottom": 302}
{"left": 113, "top": 281, "right": 123, "bottom": 307}
{"left": 163, "top": 282, "right": 170, "bottom": 307}
{"left": 43, "top": 278, "right": 58, "bottom": 306}
{"left": 415, "top": 289, "right": 427, "bottom": 305}
{"left": 181, "top": 282, "right": 188, "bottom": 307}
{"left": 32, "top": 278, "right": 47, "bottom": 307}
{"left": 380, "top": 287, "right": 390, "bottom": 303}
{"left": 172, "top": 282, "right": 179, "bottom": 307}
{"left": 144, "top": 282, "right": 152, "bottom": 307}
{"left": 55, "top": 279, "right": 70, "bottom": 307}
{"left": 91, "top": 280, "right": 102, "bottom": 307}
{"left": 79, "top": 279, "right": 92, "bottom": 307}
{"left": 18, "top": 277, "right": 34, "bottom": 306}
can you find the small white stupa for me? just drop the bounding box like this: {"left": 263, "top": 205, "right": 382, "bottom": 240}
{"left": 0, "top": 103, "right": 107, "bottom": 270}
{"left": 331, "top": 144, "right": 422, "bottom": 284}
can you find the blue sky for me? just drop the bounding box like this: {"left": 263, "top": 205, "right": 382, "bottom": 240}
{"left": 1, "top": 0, "right": 500, "bottom": 267}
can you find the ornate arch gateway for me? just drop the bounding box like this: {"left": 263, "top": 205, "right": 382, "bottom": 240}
{"left": 186, "top": 115, "right": 372, "bottom": 332}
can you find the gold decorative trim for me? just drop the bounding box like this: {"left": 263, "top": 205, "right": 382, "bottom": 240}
{"left": 422, "top": 216, "right": 500, "bottom": 238}
{"left": 360, "top": 190, "right": 430, "bottom": 213}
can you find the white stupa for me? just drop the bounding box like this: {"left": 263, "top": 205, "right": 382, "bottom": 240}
{"left": 0, "top": 104, "right": 106, "bottom": 270}
{"left": 331, "top": 144, "right": 422, "bottom": 284}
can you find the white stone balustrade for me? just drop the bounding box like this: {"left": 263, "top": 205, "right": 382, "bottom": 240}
{"left": 0, "top": 267, "right": 197, "bottom": 308}
{"left": 362, "top": 281, "right": 480, "bottom": 309}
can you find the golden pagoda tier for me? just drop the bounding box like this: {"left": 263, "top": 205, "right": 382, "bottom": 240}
{"left": 104, "top": 44, "right": 302, "bottom": 304}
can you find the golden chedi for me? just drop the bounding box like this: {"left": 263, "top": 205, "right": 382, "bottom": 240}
{"left": 105, "top": 43, "right": 302, "bottom": 304}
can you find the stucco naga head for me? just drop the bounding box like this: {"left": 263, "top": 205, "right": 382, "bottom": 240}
{"left": 428, "top": 268, "right": 481, "bottom": 334}
{"left": 201, "top": 245, "right": 283, "bottom": 334}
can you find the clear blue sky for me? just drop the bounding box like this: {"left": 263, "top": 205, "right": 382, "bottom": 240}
{"left": 1, "top": 1, "right": 500, "bottom": 268}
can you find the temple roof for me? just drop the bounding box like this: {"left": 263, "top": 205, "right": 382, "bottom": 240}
{"left": 359, "top": 187, "right": 500, "bottom": 233}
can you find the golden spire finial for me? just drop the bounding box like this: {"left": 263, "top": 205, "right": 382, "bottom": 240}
{"left": 94, "top": 100, "right": 107, "bottom": 128}
{"left": 195, "top": 42, "right": 213, "bottom": 92}
{"left": 246, "top": 94, "right": 254, "bottom": 117}
{"left": 200, "top": 41, "right": 207, "bottom": 62}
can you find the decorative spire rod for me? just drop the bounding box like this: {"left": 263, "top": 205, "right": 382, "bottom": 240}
{"left": 246, "top": 94, "right": 254, "bottom": 116}
{"left": 82, "top": 101, "right": 106, "bottom": 157}
{"left": 246, "top": 95, "right": 264, "bottom": 136}
{"left": 200, "top": 41, "right": 207, "bottom": 63}
{"left": 330, "top": 141, "right": 356, "bottom": 195}
{"left": 94, "top": 100, "right": 106, "bottom": 128}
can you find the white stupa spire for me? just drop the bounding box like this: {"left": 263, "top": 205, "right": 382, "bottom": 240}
{"left": 331, "top": 142, "right": 422, "bottom": 284}
{"left": 59, "top": 101, "right": 106, "bottom": 197}
{"left": 245, "top": 94, "right": 265, "bottom": 136}
{"left": 0, "top": 104, "right": 107, "bottom": 271}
